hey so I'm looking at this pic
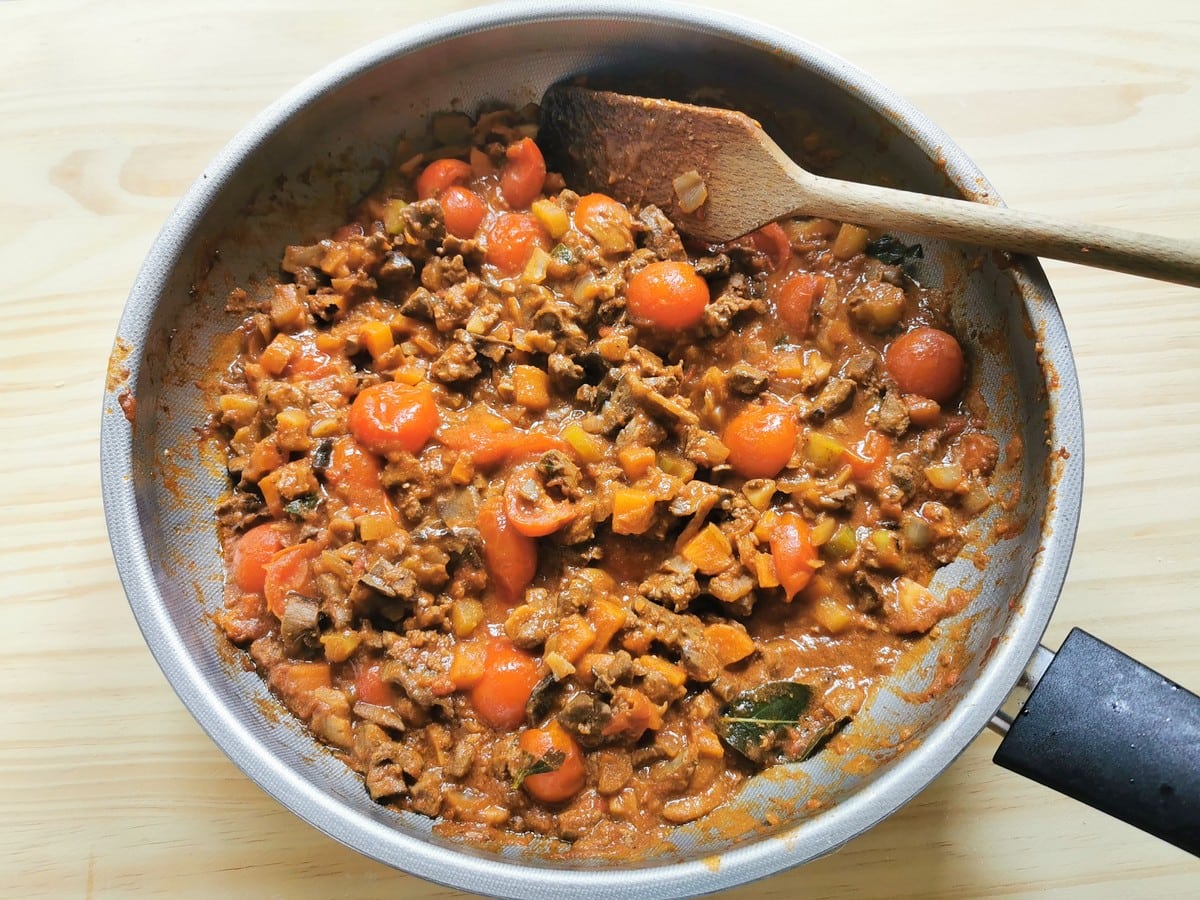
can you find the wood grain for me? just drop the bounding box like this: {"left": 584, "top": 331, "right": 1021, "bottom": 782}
{"left": 2, "top": 1, "right": 1198, "bottom": 897}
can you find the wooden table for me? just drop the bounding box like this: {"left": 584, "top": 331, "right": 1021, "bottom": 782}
{"left": 4, "top": 1, "right": 1198, "bottom": 896}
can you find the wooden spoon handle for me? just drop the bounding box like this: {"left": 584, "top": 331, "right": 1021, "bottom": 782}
{"left": 797, "top": 172, "right": 1200, "bottom": 287}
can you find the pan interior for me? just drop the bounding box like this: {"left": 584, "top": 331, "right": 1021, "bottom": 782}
{"left": 103, "top": 7, "right": 1081, "bottom": 897}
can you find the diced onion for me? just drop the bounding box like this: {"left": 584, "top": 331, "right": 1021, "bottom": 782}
{"left": 673, "top": 169, "right": 708, "bottom": 213}
{"left": 901, "top": 514, "right": 933, "bottom": 550}
{"left": 522, "top": 247, "right": 551, "bottom": 284}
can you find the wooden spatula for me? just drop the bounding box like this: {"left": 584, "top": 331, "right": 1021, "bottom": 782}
{"left": 538, "top": 85, "right": 1200, "bottom": 287}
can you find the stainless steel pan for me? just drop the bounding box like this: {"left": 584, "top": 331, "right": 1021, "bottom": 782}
{"left": 100, "top": 3, "right": 1199, "bottom": 896}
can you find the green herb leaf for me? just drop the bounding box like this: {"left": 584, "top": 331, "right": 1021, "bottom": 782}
{"left": 866, "top": 235, "right": 924, "bottom": 271}
{"left": 550, "top": 243, "right": 575, "bottom": 265}
{"left": 512, "top": 749, "right": 566, "bottom": 790}
{"left": 284, "top": 493, "right": 320, "bottom": 518}
{"left": 717, "top": 681, "right": 813, "bottom": 763}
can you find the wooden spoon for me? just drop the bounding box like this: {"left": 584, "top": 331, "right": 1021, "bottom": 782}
{"left": 538, "top": 85, "right": 1200, "bottom": 287}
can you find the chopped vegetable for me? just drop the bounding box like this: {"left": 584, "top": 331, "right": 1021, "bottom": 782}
{"left": 831, "top": 223, "right": 870, "bottom": 259}
{"left": 672, "top": 170, "right": 708, "bottom": 214}
{"left": 469, "top": 638, "right": 541, "bottom": 731}
{"left": 263, "top": 541, "right": 322, "bottom": 617}
{"left": 516, "top": 721, "right": 585, "bottom": 801}
{"left": 611, "top": 487, "right": 657, "bottom": 535}
{"left": 485, "top": 213, "right": 550, "bottom": 275}
{"left": 512, "top": 365, "right": 550, "bottom": 411}
{"left": 478, "top": 496, "right": 537, "bottom": 604}
{"left": 573, "top": 193, "right": 634, "bottom": 254}
{"left": 617, "top": 445, "right": 656, "bottom": 480}
{"left": 770, "top": 512, "right": 817, "bottom": 600}
{"left": 503, "top": 463, "right": 578, "bottom": 538}
{"left": 703, "top": 622, "right": 756, "bottom": 666}
{"left": 439, "top": 185, "right": 486, "bottom": 238}
{"left": 348, "top": 381, "right": 439, "bottom": 455}
{"left": 232, "top": 523, "right": 289, "bottom": 594}
{"left": 682, "top": 523, "right": 735, "bottom": 575}
{"left": 885, "top": 327, "right": 965, "bottom": 403}
{"left": 500, "top": 137, "right": 547, "bottom": 209}
{"left": 724, "top": 405, "right": 798, "bottom": 479}
{"left": 773, "top": 271, "right": 823, "bottom": 337}
{"left": 416, "top": 157, "right": 472, "bottom": 201}
{"left": 626, "top": 261, "right": 710, "bottom": 330}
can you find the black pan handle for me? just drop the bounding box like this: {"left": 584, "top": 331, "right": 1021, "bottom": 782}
{"left": 993, "top": 628, "right": 1200, "bottom": 855}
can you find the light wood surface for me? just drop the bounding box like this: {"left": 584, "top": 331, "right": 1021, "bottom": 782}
{"left": 3, "top": 1, "right": 1198, "bottom": 896}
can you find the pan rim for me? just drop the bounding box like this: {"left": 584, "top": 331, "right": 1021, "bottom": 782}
{"left": 99, "top": 2, "right": 1085, "bottom": 897}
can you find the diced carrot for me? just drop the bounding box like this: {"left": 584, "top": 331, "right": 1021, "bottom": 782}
{"left": 551, "top": 616, "right": 597, "bottom": 665}
{"left": 259, "top": 334, "right": 298, "bottom": 376}
{"left": 586, "top": 599, "right": 627, "bottom": 652}
{"left": 449, "top": 641, "right": 488, "bottom": 690}
{"left": 278, "top": 661, "right": 332, "bottom": 695}
{"left": 359, "top": 321, "right": 394, "bottom": 360}
{"left": 754, "top": 551, "right": 780, "bottom": 589}
{"left": 703, "top": 622, "right": 756, "bottom": 667}
{"left": 245, "top": 437, "right": 286, "bottom": 483}
{"left": 512, "top": 365, "right": 550, "bottom": 411}
{"left": 320, "top": 631, "right": 361, "bottom": 663}
{"left": 602, "top": 688, "right": 663, "bottom": 741}
{"left": 637, "top": 655, "right": 687, "bottom": 689}
{"left": 449, "top": 453, "right": 475, "bottom": 485}
{"left": 611, "top": 488, "right": 656, "bottom": 535}
{"left": 617, "top": 445, "right": 656, "bottom": 480}
{"left": 681, "top": 524, "right": 735, "bottom": 575}
{"left": 694, "top": 727, "right": 725, "bottom": 759}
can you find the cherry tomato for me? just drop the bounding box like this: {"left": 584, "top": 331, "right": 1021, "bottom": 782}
{"left": 770, "top": 511, "right": 817, "bottom": 600}
{"left": 885, "top": 327, "right": 965, "bottom": 403}
{"left": 503, "top": 463, "right": 578, "bottom": 538}
{"left": 324, "top": 436, "right": 393, "bottom": 517}
{"left": 287, "top": 339, "right": 342, "bottom": 379}
{"left": 843, "top": 430, "right": 892, "bottom": 483}
{"left": 723, "top": 404, "right": 798, "bottom": 479}
{"left": 348, "top": 382, "right": 439, "bottom": 456}
{"left": 573, "top": 192, "right": 633, "bottom": 251}
{"left": 485, "top": 213, "right": 549, "bottom": 275}
{"left": 263, "top": 541, "right": 322, "bottom": 618}
{"left": 353, "top": 661, "right": 394, "bottom": 707}
{"left": 232, "top": 523, "right": 289, "bottom": 594}
{"left": 518, "top": 720, "right": 587, "bottom": 803}
{"left": 440, "top": 415, "right": 570, "bottom": 469}
{"left": 499, "top": 137, "right": 546, "bottom": 209}
{"left": 470, "top": 638, "right": 541, "bottom": 731}
{"left": 478, "top": 496, "right": 538, "bottom": 604}
{"left": 626, "top": 261, "right": 710, "bottom": 330}
{"left": 746, "top": 222, "right": 792, "bottom": 270}
{"left": 415, "top": 158, "right": 472, "bottom": 201}
{"left": 772, "top": 271, "right": 824, "bottom": 337}
{"left": 439, "top": 185, "right": 486, "bottom": 238}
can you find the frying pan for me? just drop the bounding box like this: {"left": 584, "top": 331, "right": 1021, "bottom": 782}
{"left": 99, "top": 3, "right": 1200, "bottom": 896}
